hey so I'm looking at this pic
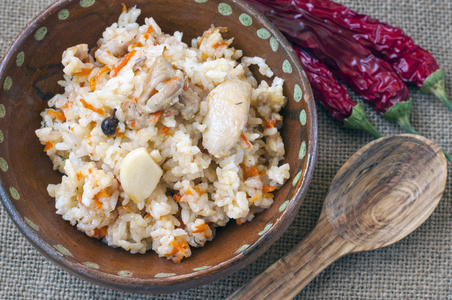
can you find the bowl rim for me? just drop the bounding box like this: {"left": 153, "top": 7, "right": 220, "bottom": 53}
{"left": 0, "top": 0, "right": 318, "bottom": 293}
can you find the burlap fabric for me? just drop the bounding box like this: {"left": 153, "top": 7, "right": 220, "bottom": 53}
{"left": 1, "top": 0, "right": 451, "bottom": 299}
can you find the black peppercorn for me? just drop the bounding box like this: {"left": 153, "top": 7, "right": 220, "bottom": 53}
{"left": 101, "top": 108, "right": 119, "bottom": 136}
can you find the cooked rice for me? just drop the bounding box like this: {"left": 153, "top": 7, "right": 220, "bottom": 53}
{"left": 35, "top": 6, "right": 289, "bottom": 262}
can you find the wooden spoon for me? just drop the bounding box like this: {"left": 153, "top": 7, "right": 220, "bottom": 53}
{"left": 228, "top": 134, "right": 448, "bottom": 300}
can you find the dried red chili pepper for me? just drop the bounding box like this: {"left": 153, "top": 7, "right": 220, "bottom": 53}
{"left": 295, "top": 47, "right": 381, "bottom": 138}
{"left": 246, "top": 0, "right": 412, "bottom": 127}
{"left": 298, "top": 0, "right": 452, "bottom": 111}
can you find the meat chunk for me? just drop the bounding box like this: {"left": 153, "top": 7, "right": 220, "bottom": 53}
{"left": 145, "top": 70, "right": 184, "bottom": 113}
{"left": 178, "top": 85, "right": 201, "bottom": 120}
{"left": 121, "top": 100, "right": 150, "bottom": 130}
{"left": 103, "top": 28, "right": 138, "bottom": 57}
{"left": 202, "top": 79, "right": 252, "bottom": 158}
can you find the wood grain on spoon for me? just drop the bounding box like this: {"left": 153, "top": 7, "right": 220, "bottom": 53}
{"left": 228, "top": 134, "right": 447, "bottom": 300}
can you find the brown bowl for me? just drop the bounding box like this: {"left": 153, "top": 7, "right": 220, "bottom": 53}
{"left": 0, "top": 0, "right": 317, "bottom": 293}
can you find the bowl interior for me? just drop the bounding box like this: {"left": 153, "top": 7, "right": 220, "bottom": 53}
{"left": 0, "top": 0, "right": 316, "bottom": 293}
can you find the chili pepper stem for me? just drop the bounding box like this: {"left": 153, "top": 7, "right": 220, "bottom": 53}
{"left": 420, "top": 69, "right": 452, "bottom": 112}
{"left": 382, "top": 99, "right": 452, "bottom": 162}
{"left": 344, "top": 103, "right": 382, "bottom": 138}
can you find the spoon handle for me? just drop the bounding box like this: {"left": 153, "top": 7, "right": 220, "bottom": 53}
{"left": 227, "top": 215, "right": 355, "bottom": 300}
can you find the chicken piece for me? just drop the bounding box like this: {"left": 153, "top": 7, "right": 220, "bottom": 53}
{"left": 138, "top": 56, "right": 176, "bottom": 105}
{"left": 145, "top": 70, "right": 184, "bottom": 113}
{"left": 133, "top": 55, "right": 147, "bottom": 72}
{"left": 202, "top": 79, "right": 252, "bottom": 158}
{"left": 103, "top": 28, "right": 138, "bottom": 57}
{"left": 121, "top": 100, "right": 151, "bottom": 130}
{"left": 62, "top": 44, "right": 89, "bottom": 75}
{"left": 178, "top": 85, "right": 201, "bottom": 120}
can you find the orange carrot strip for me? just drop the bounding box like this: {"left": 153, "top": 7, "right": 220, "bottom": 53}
{"left": 120, "top": 205, "right": 131, "bottom": 211}
{"left": 243, "top": 165, "right": 259, "bottom": 177}
{"left": 236, "top": 219, "right": 243, "bottom": 225}
{"left": 165, "top": 76, "right": 178, "bottom": 84}
{"left": 162, "top": 126, "right": 173, "bottom": 135}
{"left": 121, "top": 3, "right": 127, "bottom": 12}
{"left": 263, "top": 185, "right": 276, "bottom": 193}
{"left": 92, "top": 227, "right": 108, "bottom": 239}
{"left": 193, "top": 186, "right": 206, "bottom": 195}
{"left": 89, "top": 66, "right": 111, "bottom": 91}
{"left": 130, "top": 121, "right": 136, "bottom": 128}
{"left": 264, "top": 192, "right": 274, "bottom": 199}
{"left": 265, "top": 119, "right": 276, "bottom": 128}
{"left": 192, "top": 223, "right": 209, "bottom": 233}
{"left": 213, "top": 42, "right": 228, "bottom": 49}
{"left": 44, "top": 141, "right": 54, "bottom": 151}
{"left": 170, "top": 241, "right": 188, "bottom": 258}
{"left": 173, "top": 194, "right": 182, "bottom": 202}
{"left": 111, "top": 50, "right": 137, "bottom": 78}
{"left": 74, "top": 68, "right": 92, "bottom": 76}
{"left": 250, "top": 193, "right": 262, "bottom": 203}
{"left": 144, "top": 25, "right": 154, "bottom": 40}
{"left": 185, "top": 187, "right": 193, "bottom": 196}
{"left": 150, "top": 111, "right": 163, "bottom": 125}
{"left": 80, "top": 98, "right": 104, "bottom": 115}
{"left": 62, "top": 101, "right": 73, "bottom": 110}
{"left": 241, "top": 133, "right": 252, "bottom": 149}
{"left": 47, "top": 109, "right": 66, "bottom": 121}
{"left": 97, "top": 189, "right": 109, "bottom": 198}
{"left": 92, "top": 195, "right": 103, "bottom": 209}
{"left": 76, "top": 172, "right": 83, "bottom": 181}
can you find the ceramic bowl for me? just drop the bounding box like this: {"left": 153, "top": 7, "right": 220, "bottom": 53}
{"left": 0, "top": 0, "right": 317, "bottom": 293}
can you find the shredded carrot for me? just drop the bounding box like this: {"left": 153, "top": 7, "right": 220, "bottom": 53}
{"left": 263, "top": 192, "right": 274, "bottom": 199}
{"left": 120, "top": 205, "right": 131, "bottom": 211}
{"left": 241, "top": 133, "right": 252, "bottom": 149}
{"left": 265, "top": 119, "right": 276, "bottom": 128}
{"left": 97, "top": 189, "right": 109, "bottom": 198}
{"left": 44, "top": 141, "right": 54, "bottom": 151}
{"left": 73, "top": 68, "right": 92, "bottom": 76}
{"left": 92, "top": 195, "right": 103, "bottom": 209}
{"left": 111, "top": 50, "right": 137, "bottom": 77}
{"left": 198, "top": 27, "right": 229, "bottom": 46}
{"left": 213, "top": 41, "right": 228, "bottom": 49}
{"left": 243, "top": 165, "right": 259, "bottom": 177}
{"left": 185, "top": 187, "right": 193, "bottom": 196}
{"left": 236, "top": 219, "right": 243, "bottom": 225}
{"left": 263, "top": 185, "right": 276, "bottom": 193}
{"left": 192, "top": 223, "right": 209, "bottom": 234}
{"left": 47, "top": 109, "right": 66, "bottom": 121}
{"left": 162, "top": 126, "right": 173, "bottom": 135}
{"left": 173, "top": 194, "right": 182, "bottom": 202}
{"left": 92, "top": 227, "right": 107, "bottom": 239}
{"left": 121, "top": 3, "right": 128, "bottom": 12}
{"left": 165, "top": 76, "right": 178, "bottom": 84}
{"left": 132, "top": 96, "right": 138, "bottom": 103}
{"left": 144, "top": 25, "right": 154, "bottom": 40}
{"left": 80, "top": 98, "right": 104, "bottom": 115}
{"left": 193, "top": 186, "right": 206, "bottom": 195}
{"left": 149, "top": 111, "right": 162, "bottom": 126}
{"left": 131, "top": 42, "right": 144, "bottom": 49}
{"left": 76, "top": 172, "right": 83, "bottom": 181}
{"left": 62, "top": 101, "right": 73, "bottom": 110}
{"left": 170, "top": 240, "right": 188, "bottom": 258}
{"left": 89, "top": 66, "right": 111, "bottom": 91}
{"left": 251, "top": 193, "right": 262, "bottom": 203}
{"left": 115, "top": 126, "right": 125, "bottom": 138}
{"left": 130, "top": 121, "right": 136, "bottom": 128}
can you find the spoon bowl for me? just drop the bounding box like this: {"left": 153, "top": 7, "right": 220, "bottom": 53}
{"left": 229, "top": 134, "right": 448, "bottom": 299}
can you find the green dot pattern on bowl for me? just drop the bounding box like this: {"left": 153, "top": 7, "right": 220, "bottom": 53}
{"left": 257, "top": 28, "right": 271, "bottom": 39}
{"left": 282, "top": 60, "right": 293, "bottom": 74}
{"left": 292, "top": 171, "right": 302, "bottom": 186}
{"left": 258, "top": 223, "right": 273, "bottom": 236}
{"left": 80, "top": 0, "right": 95, "bottom": 8}
{"left": 3, "top": 76, "right": 12, "bottom": 91}
{"left": 294, "top": 84, "right": 302, "bottom": 102}
{"left": 0, "top": 130, "right": 4, "bottom": 143}
{"left": 218, "top": 3, "right": 232, "bottom": 16}
{"left": 10, "top": 187, "right": 20, "bottom": 200}
{"left": 239, "top": 13, "right": 252, "bottom": 26}
{"left": 118, "top": 270, "right": 133, "bottom": 277}
{"left": 84, "top": 262, "right": 100, "bottom": 269}
{"left": 279, "top": 200, "right": 289, "bottom": 212}
{"left": 54, "top": 244, "right": 74, "bottom": 257}
{"left": 235, "top": 244, "right": 250, "bottom": 254}
{"left": 34, "top": 27, "right": 47, "bottom": 41}
{"left": 0, "top": 158, "right": 9, "bottom": 172}
{"left": 299, "top": 141, "right": 306, "bottom": 160}
{"left": 194, "top": 0, "right": 208, "bottom": 3}
{"left": 16, "top": 52, "right": 25, "bottom": 67}
{"left": 270, "top": 37, "right": 279, "bottom": 52}
{"left": 193, "top": 266, "right": 211, "bottom": 271}
{"left": 0, "top": 104, "right": 5, "bottom": 118}
{"left": 299, "top": 109, "right": 307, "bottom": 126}
{"left": 155, "top": 273, "right": 177, "bottom": 278}
{"left": 24, "top": 217, "right": 40, "bottom": 231}
{"left": 58, "top": 9, "right": 70, "bottom": 20}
